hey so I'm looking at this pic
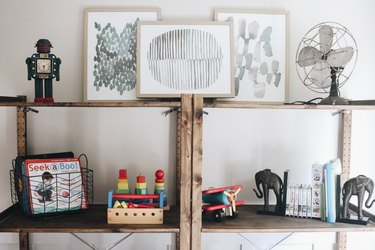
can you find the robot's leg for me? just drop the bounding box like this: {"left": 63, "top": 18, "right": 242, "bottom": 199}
{"left": 44, "top": 79, "right": 54, "bottom": 102}
{"left": 34, "top": 79, "right": 44, "bottom": 102}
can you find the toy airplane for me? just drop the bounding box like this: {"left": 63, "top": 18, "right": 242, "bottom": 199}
{"left": 202, "top": 185, "right": 244, "bottom": 222}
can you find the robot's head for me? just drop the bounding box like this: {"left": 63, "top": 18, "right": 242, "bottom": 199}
{"left": 35, "top": 39, "right": 52, "bottom": 53}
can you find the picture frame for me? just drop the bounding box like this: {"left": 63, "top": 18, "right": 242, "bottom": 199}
{"left": 136, "top": 21, "right": 234, "bottom": 98}
{"left": 83, "top": 8, "right": 160, "bottom": 101}
{"left": 215, "top": 9, "right": 289, "bottom": 103}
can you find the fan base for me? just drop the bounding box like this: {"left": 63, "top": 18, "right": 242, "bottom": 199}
{"left": 320, "top": 96, "right": 349, "bottom": 105}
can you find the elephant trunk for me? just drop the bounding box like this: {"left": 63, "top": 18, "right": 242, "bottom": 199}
{"left": 253, "top": 178, "right": 263, "bottom": 199}
{"left": 365, "top": 180, "right": 375, "bottom": 208}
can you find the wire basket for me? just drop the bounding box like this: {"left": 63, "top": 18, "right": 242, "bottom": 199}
{"left": 10, "top": 153, "right": 94, "bottom": 218}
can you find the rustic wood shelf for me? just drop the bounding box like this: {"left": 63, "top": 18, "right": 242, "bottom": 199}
{"left": 202, "top": 205, "right": 375, "bottom": 233}
{"left": 204, "top": 101, "right": 375, "bottom": 110}
{"left": 0, "top": 204, "right": 180, "bottom": 233}
{"left": 0, "top": 101, "right": 180, "bottom": 108}
{"left": 0, "top": 95, "right": 190, "bottom": 249}
{"left": 2, "top": 94, "right": 375, "bottom": 249}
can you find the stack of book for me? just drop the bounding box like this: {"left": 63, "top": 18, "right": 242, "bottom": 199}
{"left": 285, "top": 184, "right": 313, "bottom": 218}
{"left": 285, "top": 158, "right": 342, "bottom": 222}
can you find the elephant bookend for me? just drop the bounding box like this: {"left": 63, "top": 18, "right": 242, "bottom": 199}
{"left": 253, "top": 169, "right": 288, "bottom": 216}
{"left": 337, "top": 175, "right": 375, "bottom": 225}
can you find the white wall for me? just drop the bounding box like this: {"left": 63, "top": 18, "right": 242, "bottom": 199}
{"left": 1, "top": 0, "right": 375, "bottom": 249}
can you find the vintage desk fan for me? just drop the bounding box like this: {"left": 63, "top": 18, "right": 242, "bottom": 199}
{"left": 296, "top": 22, "right": 358, "bottom": 105}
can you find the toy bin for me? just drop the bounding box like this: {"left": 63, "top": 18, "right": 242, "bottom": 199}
{"left": 107, "top": 191, "right": 164, "bottom": 224}
{"left": 10, "top": 152, "right": 93, "bottom": 218}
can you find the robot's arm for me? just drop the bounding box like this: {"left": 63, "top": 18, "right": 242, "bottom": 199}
{"left": 55, "top": 58, "right": 61, "bottom": 81}
{"left": 25, "top": 57, "right": 32, "bottom": 80}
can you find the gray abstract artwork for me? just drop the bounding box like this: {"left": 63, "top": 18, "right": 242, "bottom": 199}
{"left": 147, "top": 29, "right": 223, "bottom": 90}
{"left": 228, "top": 17, "right": 282, "bottom": 98}
{"left": 92, "top": 20, "right": 138, "bottom": 95}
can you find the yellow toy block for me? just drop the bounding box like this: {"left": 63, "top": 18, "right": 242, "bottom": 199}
{"left": 113, "top": 200, "right": 122, "bottom": 208}
{"left": 117, "top": 183, "right": 129, "bottom": 189}
{"left": 136, "top": 183, "right": 147, "bottom": 189}
{"left": 121, "top": 201, "right": 128, "bottom": 208}
{"left": 154, "top": 183, "right": 164, "bottom": 188}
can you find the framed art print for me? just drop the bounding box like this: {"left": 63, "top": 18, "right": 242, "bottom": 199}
{"left": 137, "top": 21, "right": 234, "bottom": 98}
{"left": 84, "top": 8, "right": 160, "bottom": 101}
{"left": 215, "top": 9, "right": 288, "bottom": 103}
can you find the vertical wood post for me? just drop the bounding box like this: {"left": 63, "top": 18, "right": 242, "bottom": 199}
{"left": 176, "top": 111, "right": 181, "bottom": 250}
{"left": 16, "top": 96, "right": 27, "bottom": 156}
{"left": 340, "top": 110, "right": 352, "bottom": 182}
{"left": 19, "top": 231, "right": 29, "bottom": 250}
{"left": 176, "top": 111, "right": 181, "bottom": 206}
{"left": 191, "top": 95, "right": 203, "bottom": 250}
{"left": 179, "top": 94, "right": 193, "bottom": 250}
{"left": 337, "top": 110, "right": 352, "bottom": 250}
{"left": 16, "top": 96, "right": 29, "bottom": 250}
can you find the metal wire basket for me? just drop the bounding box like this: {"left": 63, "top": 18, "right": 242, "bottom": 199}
{"left": 10, "top": 153, "right": 93, "bottom": 218}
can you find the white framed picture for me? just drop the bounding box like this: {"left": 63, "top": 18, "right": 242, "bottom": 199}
{"left": 137, "top": 21, "right": 234, "bottom": 98}
{"left": 215, "top": 9, "right": 289, "bottom": 103}
{"left": 84, "top": 8, "right": 160, "bottom": 101}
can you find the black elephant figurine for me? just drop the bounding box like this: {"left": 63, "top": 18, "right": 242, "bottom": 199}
{"left": 253, "top": 169, "right": 283, "bottom": 212}
{"left": 342, "top": 175, "right": 375, "bottom": 221}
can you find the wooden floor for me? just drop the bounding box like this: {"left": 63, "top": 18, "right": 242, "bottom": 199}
{"left": 0, "top": 204, "right": 180, "bottom": 233}
{"left": 202, "top": 205, "right": 375, "bottom": 233}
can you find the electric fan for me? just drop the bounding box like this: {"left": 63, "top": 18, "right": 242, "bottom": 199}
{"left": 296, "top": 22, "right": 358, "bottom": 105}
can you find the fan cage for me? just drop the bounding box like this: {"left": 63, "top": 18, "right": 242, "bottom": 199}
{"left": 295, "top": 21, "right": 358, "bottom": 94}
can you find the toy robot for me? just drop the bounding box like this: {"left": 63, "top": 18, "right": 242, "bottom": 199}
{"left": 26, "top": 39, "right": 61, "bottom": 102}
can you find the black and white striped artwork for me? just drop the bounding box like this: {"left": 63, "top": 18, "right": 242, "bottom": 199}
{"left": 147, "top": 29, "right": 223, "bottom": 90}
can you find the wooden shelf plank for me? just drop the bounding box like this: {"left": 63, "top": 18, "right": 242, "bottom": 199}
{"left": 0, "top": 101, "right": 180, "bottom": 108}
{"left": 0, "top": 96, "right": 26, "bottom": 102}
{"left": 2, "top": 100, "right": 375, "bottom": 110}
{"left": 204, "top": 101, "right": 375, "bottom": 110}
{"left": 202, "top": 205, "right": 375, "bottom": 233}
{"left": 0, "top": 204, "right": 179, "bottom": 233}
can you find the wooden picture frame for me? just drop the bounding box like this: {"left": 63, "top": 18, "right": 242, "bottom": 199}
{"left": 215, "top": 9, "right": 289, "bottom": 103}
{"left": 136, "top": 21, "right": 234, "bottom": 98}
{"left": 83, "top": 8, "right": 160, "bottom": 101}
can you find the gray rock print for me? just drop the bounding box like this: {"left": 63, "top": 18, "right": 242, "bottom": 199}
{"left": 93, "top": 20, "right": 138, "bottom": 95}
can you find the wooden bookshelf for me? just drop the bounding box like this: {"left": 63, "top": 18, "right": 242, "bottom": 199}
{"left": 2, "top": 95, "right": 375, "bottom": 249}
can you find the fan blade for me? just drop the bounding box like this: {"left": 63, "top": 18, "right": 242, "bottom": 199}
{"left": 310, "top": 62, "right": 332, "bottom": 89}
{"left": 297, "top": 46, "right": 322, "bottom": 67}
{"left": 326, "top": 47, "right": 354, "bottom": 67}
{"left": 319, "top": 25, "right": 333, "bottom": 54}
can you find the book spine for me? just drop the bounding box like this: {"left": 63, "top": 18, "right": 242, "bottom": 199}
{"left": 320, "top": 183, "right": 326, "bottom": 221}
{"left": 307, "top": 185, "right": 312, "bottom": 218}
{"left": 311, "top": 163, "right": 323, "bottom": 218}
{"left": 336, "top": 174, "right": 341, "bottom": 220}
{"left": 325, "top": 163, "right": 336, "bottom": 223}
{"left": 302, "top": 185, "right": 307, "bottom": 218}
{"left": 285, "top": 185, "right": 291, "bottom": 216}
{"left": 298, "top": 184, "right": 302, "bottom": 217}
{"left": 293, "top": 184, "right": 299, "bottom": 217}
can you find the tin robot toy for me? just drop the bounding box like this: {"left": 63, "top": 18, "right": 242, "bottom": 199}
{"left": 26, "top": 39, "right": 61, "bottom": 102}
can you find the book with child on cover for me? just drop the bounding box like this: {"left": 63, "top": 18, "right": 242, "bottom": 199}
{"left": 24, "top": 158, "right": 88, "bottom": 215}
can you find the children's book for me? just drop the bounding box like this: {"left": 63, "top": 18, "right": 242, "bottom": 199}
{"left": 324, "top": 158, "right": 342, "bottom": 223}
{"left": 24, "top": 158, "right": 87, "bottom": 215}
{"left": 311, "top": 163, "right": 324, "bottom": 218}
